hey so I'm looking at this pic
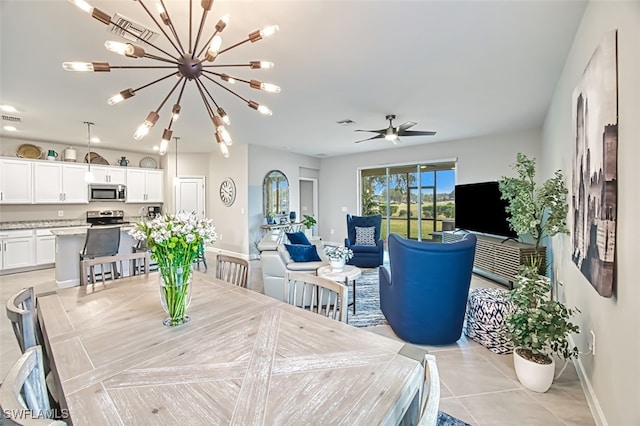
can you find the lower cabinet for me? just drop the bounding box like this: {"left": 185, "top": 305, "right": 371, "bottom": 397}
{"left": 0, "top": 230, "right": 35, "bottom": 270}
{"left": 36, "top": 229, "right": 56, "bottom": 265}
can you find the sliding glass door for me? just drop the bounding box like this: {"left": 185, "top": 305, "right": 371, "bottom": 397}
{"left": 361, "top": 162, "right": 455, "bottom": 241}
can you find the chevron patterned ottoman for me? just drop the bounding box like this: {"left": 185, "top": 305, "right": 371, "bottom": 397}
{"left": 464, "top": 288, "right": 514, "bottom": 354}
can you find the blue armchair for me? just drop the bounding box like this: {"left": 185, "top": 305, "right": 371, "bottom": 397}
{"left": 379, "top": 233, "right": 477, "bottom": 345}
{"left": 345, "top": 214, "right": 384, "bottom": 268}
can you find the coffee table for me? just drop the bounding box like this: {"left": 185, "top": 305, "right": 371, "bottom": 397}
{"left": 317, "top": 265, "right": 362, "bottom": 315}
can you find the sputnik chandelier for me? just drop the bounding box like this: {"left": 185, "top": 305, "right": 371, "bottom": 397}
{"left": 63, "top": 0, "right": 280, "bottom": 158}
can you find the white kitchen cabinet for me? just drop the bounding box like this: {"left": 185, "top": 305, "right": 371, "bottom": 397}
{"left": 92, "top": 166, "right": 126, "bottom": 185}
{"left": 0, "top": 159, "right": 33, "bottom": 204}
{"left": 0, "top": 230, "right": 35, "bottom": 270}
{"left": 36, "top": 229, "right": 56, "bottom": 265}
{"left": 33, "top": 162, "right": 88, "bottom": 204}
{"left": 126, "top": 169, "right": 164, "bottom": 203}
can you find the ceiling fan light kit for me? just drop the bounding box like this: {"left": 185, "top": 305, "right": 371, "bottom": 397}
{"left": 63, "top": 0, "right": 280, "bottom": 158}
{"left": 354, "top": 114, "right": 436, "bottom": 144}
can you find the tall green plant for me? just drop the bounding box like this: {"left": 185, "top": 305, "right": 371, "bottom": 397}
{"left": 506, "top": 265, "right": 580, "bottom": 363}
{"left": 498, "top": 153, "right": 569, "bottom": 250}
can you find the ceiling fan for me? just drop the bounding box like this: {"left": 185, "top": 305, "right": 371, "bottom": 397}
{"left": 354, "top": 114, "right": 436, "bottom": 144}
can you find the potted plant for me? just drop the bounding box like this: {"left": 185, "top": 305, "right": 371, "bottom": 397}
{"left": 324, "top": 245, "right": 353, "bottom": 271}
{"left": 498, "top": 153, "right": 569, "bottom": 255}
{"left": 506, "top": 262, "right": 580, "bottom": 392}
{"left": 301, "top": 214, "right": 317, "bottom": 238}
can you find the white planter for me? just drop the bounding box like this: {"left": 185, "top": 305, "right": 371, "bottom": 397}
{"left": 513, "top": 348, "right": 555, "bottom": 393}
{"left": 304, "top": 228, "right": 313, "bottom": 239}
{"left": 330, "top": 259, "right": 346, "bottom": 271}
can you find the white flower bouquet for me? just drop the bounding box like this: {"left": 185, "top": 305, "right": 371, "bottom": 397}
{"left": 324, "top": 245, "right": 354, "bottom": 261}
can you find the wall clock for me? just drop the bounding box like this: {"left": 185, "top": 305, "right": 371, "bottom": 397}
{"left": 219, "top": 177, "right": 236, "bottom": 207}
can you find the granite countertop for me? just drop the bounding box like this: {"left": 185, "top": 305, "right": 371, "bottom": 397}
{"left": 51, "top": 224, "right": 134, "bottom": 236}
{"left": 0, "top": 217, "right": 144, "bottom": 231}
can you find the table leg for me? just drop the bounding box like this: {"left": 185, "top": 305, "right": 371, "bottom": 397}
{"left": 348, "top": 277, "right": 356, "bottom": 314}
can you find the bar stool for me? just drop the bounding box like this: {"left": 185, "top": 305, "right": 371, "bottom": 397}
{"left": 79, "top": 227, "right": 121, "bottom": 285}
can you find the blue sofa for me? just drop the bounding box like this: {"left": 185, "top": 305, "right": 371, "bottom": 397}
{"left": 344, "top": 214, "right": 384, "bottom": 268}
{"left": 379, "top": 233, "right": 477, "bottom": 345}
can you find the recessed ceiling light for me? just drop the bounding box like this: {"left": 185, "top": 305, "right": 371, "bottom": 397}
{"left": 152, "top": 146, "right": 159, "bottom": 151}
{"left": 91, "top": 137, "right": 100, "bottom": 143}
{"left": 3, "top": 125, "right": 17, "bottom": 132}
{"left": 0, "top": 105, "right": 17, "bottom": 113}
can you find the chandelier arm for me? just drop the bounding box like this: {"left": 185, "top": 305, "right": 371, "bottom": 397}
{"left": 200, "top": 73, "right": 250, "bottom": 103}
{"left": 153, "top": 76, "right": 186, "bottom": 114}
{"left": 196, "top": 77, "right": 222, "bottom": 109}
{"left": 194, "top": 79, "right": 215, "bottom": 119}
{"left": 201, "top": 64, "right": 253, "bottom": 68}
{"left": 218, "top": 38, "right": 251, "bottom": 55}
{"left": 175, "top": 79, "right": 188, "bottom": 107}
{"left": 192, "top": 8, "right": 210, "bottom": 56}
{"left": 136, "top": 0, "right": 184, "bottom": 57}
{"left": 106, "top": 18, "right": 179, "bottom": 61}
{"left": 143, "top": 54, "right": 181, "bottom": 65}
{"left": 132, "top": 72, "right": 179, "bottom": 93}
{"left": 159, "top": 0, "right": 186, "bottom": 54}
{"left": 108, "top": 65, "right": 176, "bottom": 69}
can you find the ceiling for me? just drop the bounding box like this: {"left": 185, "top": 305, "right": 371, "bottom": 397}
{"left": 0, "top": 0, "right": 587, "bottom": 157}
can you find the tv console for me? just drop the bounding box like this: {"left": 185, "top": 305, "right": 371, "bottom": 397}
{"left": 442, "top": 232, "right": 546, "bottom": 288}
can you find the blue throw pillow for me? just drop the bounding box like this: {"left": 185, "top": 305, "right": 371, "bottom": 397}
{"left": 286, "top": 231, "right": 311, "bottom": 245}
{"left": 285, "top": 244, "right": 321, "bottom": 262}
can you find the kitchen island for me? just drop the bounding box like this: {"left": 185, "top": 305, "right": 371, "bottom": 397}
{"left": 51, "top": 225, "right": 136, "bottom": 288}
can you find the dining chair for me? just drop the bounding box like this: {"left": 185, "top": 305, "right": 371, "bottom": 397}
{"left": 418, "top": 354, "right": 440, "bottom": 426}
{"left": 79, "top": 227, "right": 121, "bottom": 285}
{"left": 193, "top": 243, "right": 208, "bottom": 271}
{"left": 215, "top": 254, "right": 249, "bottom": 288}
{"left": 6, "top": 287, "right": 60, "bottom": 405}
{"left": 284, "top": 272, "right": 347, "bottom": 322}
{"left": 0, "top": 346, "right": 66, "bottom": 425}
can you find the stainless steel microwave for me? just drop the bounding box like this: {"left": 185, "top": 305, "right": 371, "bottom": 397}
{"left": 89, "top": 184, "right": 126, "bottom": 202}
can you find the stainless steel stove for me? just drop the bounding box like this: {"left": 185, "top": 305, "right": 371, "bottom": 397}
{"left": 86, "top": 210, "right": 129, "bottom": 227}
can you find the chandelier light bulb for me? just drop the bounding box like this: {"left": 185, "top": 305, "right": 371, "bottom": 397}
{"left": 261, "top": 82, "right": 280, "bottom": 93}
{"left": 215, "top": 13, "right": 230, "bottom": 32}
{"left": 62, "top": 62, "right": 94, "bottom": 72}
{"left": 205, "top": 35, "right": 222, "bottom": 62}
{"left": 250, "top": 61, "right": 274, "bottom": 69}
{"left": 218, "top": 140, "right": 230, "bottom": 158}
{"left": 260, "top": 25, "right": 279, "bottom": 39}
{"left": 68, "top": 0, "right": 93, "bottom": 14}
{"left": 107, "top": 88, "right": 135, "bottom": 105}
{"left": 257, "top": 105, "right": 272, "bottom": 115}
{"left": 217, "top": 107, "right": 230, "bottom": 125}
{"left": 171, "top": 104, "right": 181, "bottom": 122}
{"left": 133, "top": 111, "right": 159, "bottom": 140}
{"left": 104, "top": 41, "right": 128, "bottom": 56}
{"left": 220, "top": 74, "right": 235, "bottom": 84}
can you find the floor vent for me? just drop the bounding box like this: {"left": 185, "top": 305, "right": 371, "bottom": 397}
{"left": 2, "top": 115, "right": 21, "bottom": 123}
{"left": 108, "top": 13, "right": 159, "bottom": 44}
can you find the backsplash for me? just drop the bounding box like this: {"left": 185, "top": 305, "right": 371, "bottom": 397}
{"left": 0, "top": 202, "right": 161, "bottom": 223}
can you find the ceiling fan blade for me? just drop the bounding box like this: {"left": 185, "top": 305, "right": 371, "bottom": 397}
{"left": 398, "top": 130, "right": 437, "bottom": 136}
{"left": 398, "top": 121, "right": 417, "bottom": 131}
{"left": 354, "top": 134, "right": 385, "bottom": 143}
{"left": 355, "top": 128, "right": 385, "bottom": 134}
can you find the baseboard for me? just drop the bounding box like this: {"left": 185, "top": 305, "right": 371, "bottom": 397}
{"left": 569, "top": 335, "right": 608, "bottom": 426}
{"left": 204, "top": 246, "right": 251, "bottom": 261}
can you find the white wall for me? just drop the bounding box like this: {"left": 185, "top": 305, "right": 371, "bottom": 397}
{"left": 317, "top": 128, "right": 541, "bottom": 242}
{"left": 541, "top": 2, "right": 639, "bottom": 425}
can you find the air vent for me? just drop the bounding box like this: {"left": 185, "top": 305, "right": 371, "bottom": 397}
{"left": 2, "top": 115, "right": 21, "bottom": 123}
{"left": 337, "top": 119, "right": 355, "bottom": 125}
{"left": 108, "top": 13, "right": 159, "bottom": 43}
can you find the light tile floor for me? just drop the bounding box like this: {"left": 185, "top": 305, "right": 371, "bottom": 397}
{"left": 0, "top": 258, "right": 595, "bottom": 425}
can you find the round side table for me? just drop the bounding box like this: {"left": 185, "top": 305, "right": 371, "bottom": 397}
{"left": 317, "top": 265, "right": 362, "bottom": 315}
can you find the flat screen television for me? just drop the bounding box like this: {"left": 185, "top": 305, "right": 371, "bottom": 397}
{"left": 454, "top": 181, "right": 518, "bottom": 239}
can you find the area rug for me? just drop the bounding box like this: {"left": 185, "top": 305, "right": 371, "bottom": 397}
{"left": 438, "top": 411, "right": 471, "bottom": 425}
{"left": 347, "top": 266, "right": 389, "bottom": 328}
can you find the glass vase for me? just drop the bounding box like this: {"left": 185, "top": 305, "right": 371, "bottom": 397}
{"left": 158, "top": 264, "right": 193, "bottom": 326}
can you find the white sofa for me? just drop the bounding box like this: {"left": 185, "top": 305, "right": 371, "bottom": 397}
{"left": 257, "top": 233, "right": 329, "bottom": 301}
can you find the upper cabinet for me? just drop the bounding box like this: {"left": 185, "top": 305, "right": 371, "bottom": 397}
{"left": 33, "top": 162, "right": 88, "bottom": 204}
{"left": 0, "top": 159, "right": 33, "bottom": 204}
{"left": 91, "top": 166, "right": 126, "bottom": 185}
{"left": 126, "top": 169, "right": 163, "bottom": 203}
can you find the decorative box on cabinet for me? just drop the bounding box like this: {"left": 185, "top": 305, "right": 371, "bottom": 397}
{"left": 442, "top": 232, "right": 546, "bottom": 286}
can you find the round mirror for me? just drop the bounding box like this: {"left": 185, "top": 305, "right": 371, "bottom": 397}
{"left": 263, "top": 170, "right": 289, "bottom": 219}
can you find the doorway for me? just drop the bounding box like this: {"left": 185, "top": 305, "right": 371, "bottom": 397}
{"left": 299, "top": 178, "right": 318, "bottom": 235}
{"left": 174, "top": 177, "right": 206, "bottom": 218}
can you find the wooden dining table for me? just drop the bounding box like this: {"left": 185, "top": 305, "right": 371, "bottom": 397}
{"left": 37, "top": 271, "right": 424, "bottom": 425}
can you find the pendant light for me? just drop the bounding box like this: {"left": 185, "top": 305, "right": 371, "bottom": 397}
{"left": 84, "top": 121, "right": 95, "bottom": 183}
{"left": 173, "top": 136, "right": 180, "bottom": 186}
